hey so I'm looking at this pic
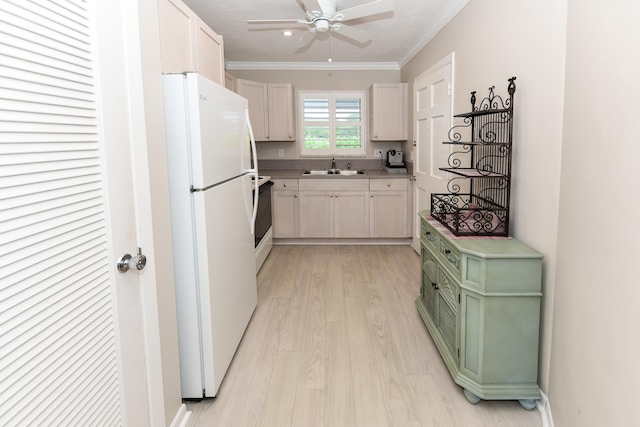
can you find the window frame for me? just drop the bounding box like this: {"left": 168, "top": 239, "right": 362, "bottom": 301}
{"left": 298, "top": 90, "right": 367, "bottom": 157}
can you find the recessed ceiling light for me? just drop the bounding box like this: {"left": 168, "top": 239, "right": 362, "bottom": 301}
{"left": 283, "top": 30, "right": 293, "bottom": 37}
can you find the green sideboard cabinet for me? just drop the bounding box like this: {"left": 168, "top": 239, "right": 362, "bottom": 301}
{"left": 416, "top": 211, "right": 543, "bottom": 409}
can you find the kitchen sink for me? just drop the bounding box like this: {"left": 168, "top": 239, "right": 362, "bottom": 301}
{"left": 338, "top": 170, "right": 366, "bottom": 175}
{"left": 301, "top": 169, "right": 366, "bottom": 176}
{"left": 301, "top": 169, "right": 339, "bottom": 175}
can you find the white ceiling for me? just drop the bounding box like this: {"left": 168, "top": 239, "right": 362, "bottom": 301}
{"left": 182, "top": 0, "right": 469, "bottom": 70}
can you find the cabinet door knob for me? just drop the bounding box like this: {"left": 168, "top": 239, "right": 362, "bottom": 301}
{"left": 283, "top": 183, "right": 287, "bottom": 187}
{"left": 387, "top": 183, "right": 391, "bottom": 187}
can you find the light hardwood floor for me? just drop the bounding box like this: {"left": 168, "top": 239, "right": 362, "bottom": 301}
{"left": 186, "top": 245, "right": 542, "bottom": 427}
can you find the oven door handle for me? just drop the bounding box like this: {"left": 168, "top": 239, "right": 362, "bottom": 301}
{"left": 258, "top": 181, "right": 274, "bottom": 194}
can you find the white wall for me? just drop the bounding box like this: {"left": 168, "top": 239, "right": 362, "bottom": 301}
{"left": 401, "top": 0, "right": 568, "bottom": 397}
{"left": 551, "top": 1, "right": 640, "bottom": 425}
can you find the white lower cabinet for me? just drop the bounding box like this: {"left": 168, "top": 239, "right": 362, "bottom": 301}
{"left": 271, "top": 179, "right": 299, "bottom": 238}
{"left": 272, "top": 177, "right": 410, "bottom": 240}
{"left": 369, "top": 179, "right": 408, "bottom": 237}
{"left": 298, "top": 179, "right": 369, "bottom": 238}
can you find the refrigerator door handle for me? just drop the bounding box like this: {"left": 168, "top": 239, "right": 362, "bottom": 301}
{"left": 246, "top": 108, "right": 259, "bottom": 234}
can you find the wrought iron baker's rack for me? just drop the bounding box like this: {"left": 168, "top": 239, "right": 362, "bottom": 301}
{"left": 431, "top": 77, "right": 516, "bottom": 236}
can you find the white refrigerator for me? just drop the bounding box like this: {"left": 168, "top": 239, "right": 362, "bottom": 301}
{"left": 162, "top": 73, "right": 259, "bottom": 398}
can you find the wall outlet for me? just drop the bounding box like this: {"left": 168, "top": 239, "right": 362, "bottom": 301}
{"left": 278, "top": 148, "right": 284, "bottom": 158}
{"left": 374, "top": 149, "right": 383, "bottom": 158}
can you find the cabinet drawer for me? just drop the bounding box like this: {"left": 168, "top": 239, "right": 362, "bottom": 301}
{"left": 271, "top": 178, "right": 298, "bottom": 191}
{"left": 421, "top": 219, "right": 437, "bottom": 249}
{"left": 369, "top": 179, "right": 407, "bottom": 191}
{"left": 438, "top": 238, "right": 461, "bottom": 277}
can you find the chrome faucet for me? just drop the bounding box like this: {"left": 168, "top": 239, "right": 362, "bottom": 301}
{"left": 331, "top": 157, "right": 336, "bottom": 170}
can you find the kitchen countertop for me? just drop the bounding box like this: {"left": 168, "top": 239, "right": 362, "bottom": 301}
{"left": 261, "top": 168, "right": 411, "bottom": 180}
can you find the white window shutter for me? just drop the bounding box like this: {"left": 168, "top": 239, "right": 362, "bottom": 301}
{"left": 0, "top": 0, "right": 121, "bottom": 425}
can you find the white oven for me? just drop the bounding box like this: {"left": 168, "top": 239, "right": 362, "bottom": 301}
{"left": 253, "top": 175, "right": 273, "bottom": 272}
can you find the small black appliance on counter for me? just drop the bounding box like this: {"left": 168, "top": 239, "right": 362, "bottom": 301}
{"left": 384, "top": 149, "right": 407, "bottom": 173}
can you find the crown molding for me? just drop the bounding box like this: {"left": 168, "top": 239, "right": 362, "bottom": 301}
{"left": 225, "top": 61, "right": 401, "bottom": 71}
{"left": 397, "top": 0, "right": 470, "bottom": 68}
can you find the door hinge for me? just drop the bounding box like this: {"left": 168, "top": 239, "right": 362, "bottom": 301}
{"left": 412, "top": 140, "right": 417, "bottom": 147}
{"left": 458, "top": 294, "right": 461, "bottom": 304}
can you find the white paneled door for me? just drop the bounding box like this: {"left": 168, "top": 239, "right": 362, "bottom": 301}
{"left": 412, "top": 54, "right": 454, "bottom": 253}
{"left": 0, "top": 0, "right": 150, "bottom": 425}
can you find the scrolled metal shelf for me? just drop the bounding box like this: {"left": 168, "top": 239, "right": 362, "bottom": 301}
{"left": 442, "top": 140, "right": 511, "bottom": 146}
{"left": 440, "top": 168, "right": 508, "bottom": 178}
{"left": 454, "top": 108, "right": 510, "bottom": 118}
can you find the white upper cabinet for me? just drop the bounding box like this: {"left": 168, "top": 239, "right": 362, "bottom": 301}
{"left": 158, "top": 0, "right": 224, "bottom": 85}
{"left": 267, "top": 83, "right": 296, "bottom": 141}
{"left": 370, "top": 83, "right": 408, "bottom": 141}
{"left": 237, "top": 79, "right": 295, "bottom": 142}
{"left": 158, "top": 0, "right": 193, "bottom": 74}
{"left": 225, "top": 72, "right": 237, "bottom": 92}
{"left": 236, "top": 79, "right": 269, "bottom": 140}
{"left": 193, "top": 15, "right": 224, "bottom": 85}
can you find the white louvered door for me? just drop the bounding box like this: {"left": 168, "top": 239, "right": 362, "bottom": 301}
{"left": 0, "top": 0, "right": 149, "bottom": 425}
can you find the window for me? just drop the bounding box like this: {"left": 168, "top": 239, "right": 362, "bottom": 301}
{"left": 299, "top": 91, "right": 366, "bottom": 156}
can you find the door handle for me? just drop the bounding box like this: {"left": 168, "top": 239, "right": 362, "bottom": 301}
{"left": 117, "top": 247, "right": 147, "bottom": 273}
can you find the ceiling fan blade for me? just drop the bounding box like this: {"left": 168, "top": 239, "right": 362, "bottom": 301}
{"left": 335, "top": 0, "right": 394, "bottom": 22}
{"left": 332, "top": 23, "right": 371, "bottom": 44}
{"left": 296, "top": 30, "right": 317, "bottom": 48}
{"left": 247, "top": 19, "right": 306, "bottom": 24}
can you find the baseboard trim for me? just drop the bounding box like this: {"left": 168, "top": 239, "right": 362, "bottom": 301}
{"left": 537, "top": 390, "right": 554, "bottom": 427}
{"left": 273, "top": 238, "right": 412, "bottom": 245}
{"left": 169, "top": 404, "right": 191, "bottom": 427}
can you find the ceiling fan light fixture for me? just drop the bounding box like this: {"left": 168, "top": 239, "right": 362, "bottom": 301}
{"left": 315, "top": 19, "right": 330, "bottom": 32}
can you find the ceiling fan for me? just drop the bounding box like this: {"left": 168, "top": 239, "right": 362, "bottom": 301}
{"left": 247, "top": 0, "right": 394, "bottom": 49}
